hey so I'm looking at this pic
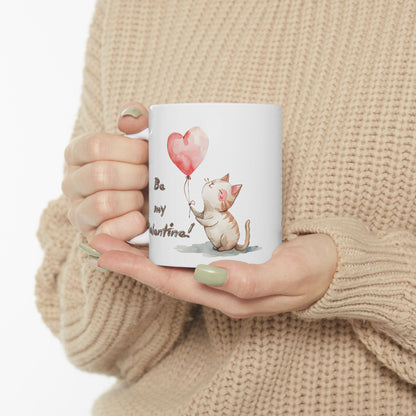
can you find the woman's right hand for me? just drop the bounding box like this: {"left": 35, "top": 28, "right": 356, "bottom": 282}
{"left": 62, "top": 103, "right": 149, "bottom": 242}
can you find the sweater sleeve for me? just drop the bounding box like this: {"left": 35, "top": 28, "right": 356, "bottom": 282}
{"left": 35, "top": 0, "right": 193, "bottom": 382}
{"left": 285, "top": 217, "right": 416, "bottom": 385}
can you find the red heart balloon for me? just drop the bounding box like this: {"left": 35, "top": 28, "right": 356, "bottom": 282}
{"left": 167, "top": 127, "right": 209, "bottom": 176}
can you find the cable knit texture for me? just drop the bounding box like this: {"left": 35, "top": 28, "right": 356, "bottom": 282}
{"left": 36, "top": 0, "right": 416, "bottom": 414}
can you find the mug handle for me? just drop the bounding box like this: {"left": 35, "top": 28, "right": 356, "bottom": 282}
{"left": 124, "top": 128, "right": 151, "bottom": 245}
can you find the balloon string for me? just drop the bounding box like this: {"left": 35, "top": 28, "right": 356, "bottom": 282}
{"left": 184, "top": 175, "right": 191, "bottom": 217}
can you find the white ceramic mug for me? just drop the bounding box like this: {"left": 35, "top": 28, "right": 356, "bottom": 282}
{"left": 127, "top": 103, "right": 282, "bottom": 268}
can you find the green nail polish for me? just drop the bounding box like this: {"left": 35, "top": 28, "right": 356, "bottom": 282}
{"left": 87, "top": 255, "right": 110, "bottom": 273}
{"left": 121, "top": 107, "right": 142, "bottom": 118}
{"left": 79, "top": 242, "right": 101, "bottom": 258}
{"left": 194, "top": 264, "right": 228, "bottom": 286}
{"left": 88, "top": 263, "right": 110, "bottom": 273}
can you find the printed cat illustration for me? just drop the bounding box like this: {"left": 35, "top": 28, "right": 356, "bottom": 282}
{"left": 189, "top": 174, "right": 250, "bottom": 251}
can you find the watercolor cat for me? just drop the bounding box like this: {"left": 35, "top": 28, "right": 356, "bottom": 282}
{"left": 189, "top": 174, "right": 250, "bottom": 251}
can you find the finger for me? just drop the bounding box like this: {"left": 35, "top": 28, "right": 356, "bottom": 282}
{"left": 195, "top": 260, "right": 280, "bottom": 299}
{"left": 93, "top": 210, "right": 148, "bottom": 242}
{"left": 61, "top": 166, "right": 78, "bottom": 199}
{"left": 91, "top": 234, "right": 305, "bottom": 316}
{"left": 199, "top": 251, "right": 300, "bottom": 300}
{"left": 95, "top": 247, "right": 247, "bottom": 308}
{"left": 90, "top": 233, "right": 148, "bottom": 256}
{"left": 97, "top": 249, "right": 199, "bottom": 302}
{"left": 96, "top": 247, "right": 308, "bottom": 317}
{"left": 65, "top": 132, "right": 148, "bottom": 166}
{"left": 67, "top": 161, "right": 148, "bottom": 197}
{"left": 75, "top": 190, "right": 144, "bottom": 230}
{"left": 117, "top": 102, "right": 149, "bottom": 135}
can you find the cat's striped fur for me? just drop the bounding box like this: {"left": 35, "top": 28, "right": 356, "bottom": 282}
{"left": 190, "top": 174, "right": 250, "bottom": 251}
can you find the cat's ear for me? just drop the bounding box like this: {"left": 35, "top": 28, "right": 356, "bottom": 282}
{"left": 231, "top": 184, "right": 242, "bottom": 197}
{"left": 221, "top": 173, "right": 230, "bottom": 182}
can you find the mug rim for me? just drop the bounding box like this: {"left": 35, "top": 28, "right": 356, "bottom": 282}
{"left": 149, "top": 102, "right": 282, "bottom": 110}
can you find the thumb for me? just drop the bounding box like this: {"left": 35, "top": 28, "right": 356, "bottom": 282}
{"left": 194, "top": 260, "right": 274, "bottom": 300}
{"left": 117, "top": 102, "right": 149, "bottom": 135}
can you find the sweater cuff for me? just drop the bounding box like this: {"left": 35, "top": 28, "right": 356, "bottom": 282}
{"left": 285, "top": 218, "right": 415, "bottom": 334}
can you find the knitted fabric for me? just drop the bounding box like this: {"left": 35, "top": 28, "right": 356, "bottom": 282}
{"left": 36, "top": 1, "right": 416, "bottom": 414}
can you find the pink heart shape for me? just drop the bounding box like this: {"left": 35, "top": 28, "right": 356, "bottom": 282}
{"left": 167, "top": 127, "right": 209, "bottom": 176}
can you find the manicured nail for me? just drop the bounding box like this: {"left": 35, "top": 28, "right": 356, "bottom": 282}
{"left": 121, "top": 107, "right": 142, "bottom": 118}
{"left": 194, "top": 264, "right": 228, "bottom": 286}
{"left": 87, "top": 255, "right": 110, "bottom": 273}
{"left": 79, "top": 242, "right": 101, "bottom": 258}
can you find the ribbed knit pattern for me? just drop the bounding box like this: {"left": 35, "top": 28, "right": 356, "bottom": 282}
{"left": 36, "top": 0, "right": 416, "bottom": 414}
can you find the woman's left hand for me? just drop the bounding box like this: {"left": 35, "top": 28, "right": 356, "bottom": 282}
{"left": 88, "top": 233, "right": 338, "bottom": 318}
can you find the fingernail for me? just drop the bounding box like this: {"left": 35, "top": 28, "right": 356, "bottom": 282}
{"left": 87, "top": 255, "right": 110, "bottom": 273}
{"left": 194, "top": 264, "right": 228, "bottom": 286}
{"left": 121, "top": 107, "right": 142, "bottom": 118}
{"left": 79, "top": 242, "right": 101, "bottom": 258}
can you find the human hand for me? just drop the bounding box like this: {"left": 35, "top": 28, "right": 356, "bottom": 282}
{"left": 88, "top": 232, "right": 337, "bottom": 318}
{"left": 62, "top": 103, "right": 149, "bottom": 242}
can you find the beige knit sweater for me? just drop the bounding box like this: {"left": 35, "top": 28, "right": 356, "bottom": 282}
{"left": 36, "top": 0, "right": 416, "bottom": 414}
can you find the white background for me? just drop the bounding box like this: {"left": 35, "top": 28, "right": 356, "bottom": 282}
{"left": 0, "top": 1, "right": 115, "bottom": 415}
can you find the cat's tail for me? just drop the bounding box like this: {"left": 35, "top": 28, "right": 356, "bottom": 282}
{"left": 235, "top": 220, "right": 250, "bottom": 251}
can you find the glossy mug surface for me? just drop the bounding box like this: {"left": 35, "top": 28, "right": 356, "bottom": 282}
{"left": 128, "top": 103, "right": 282, "bottom": 268}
